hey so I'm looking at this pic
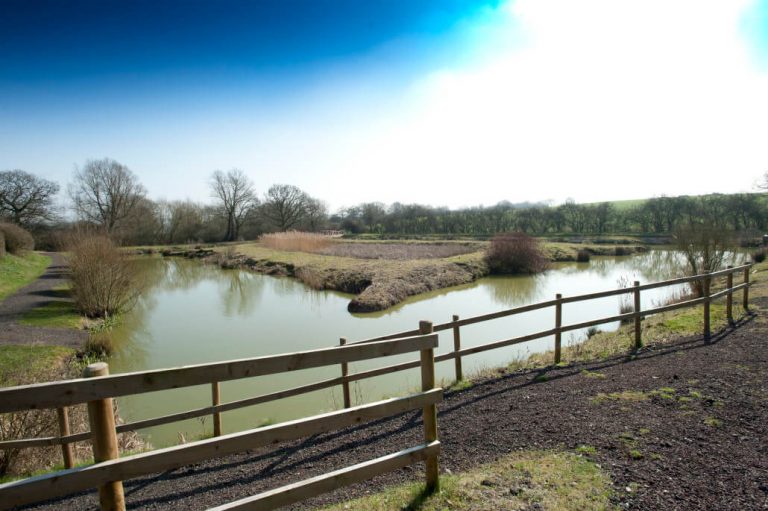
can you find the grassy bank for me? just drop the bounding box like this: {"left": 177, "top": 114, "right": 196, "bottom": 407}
{"left": 321, "top": 450, "right": 614, "bottom": 511}
{"left": 0, "top": 252, "right": 50, "bottom": 301}
{"left": 203, "top": 239, "right": 643, "bottom": 312}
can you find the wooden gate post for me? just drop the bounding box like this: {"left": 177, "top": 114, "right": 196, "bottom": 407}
{"left": 554, "top": 294, "right": 562, "bottom": 364}
{"left": 633, "top": 281, "right": 642, "bottom": 349}
{"left": 83, "top": 362, "right": 125, "bottom": 511}
{"left": 743, "top": 266, "right": 750, "bottom": 311}
{"left": 339, "top": 338, "right": 352, "bottom": 408}
{"left": 726, "top": 266, "right": 734, "bottom": 326}
{"left": 451, "top": 315, "right": 463, "bottom": 381}
{"left": 703, "top": 274, "right": 711, "bottom": 340}
{"left": 57, "top": 407, "right": 74, "bottom": 469}
{"left": 419, "top": 320, "right": 439, "bottom": 492}
{"left": 211, "top": 382, "right": 222, "bottom": 437}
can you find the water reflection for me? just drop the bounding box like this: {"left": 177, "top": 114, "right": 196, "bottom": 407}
{"left": 110, "top": 251, "right": 698, "bottom": 446}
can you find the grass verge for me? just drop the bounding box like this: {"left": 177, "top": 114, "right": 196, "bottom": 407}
{"left": 321, "top": 450, "right": 614, "bottom": 511}
{"left": 0, "top": 252, "right": 50, "bottom": 302}
{"left": 0, "top": 345, "right": 75, "bottom": 385}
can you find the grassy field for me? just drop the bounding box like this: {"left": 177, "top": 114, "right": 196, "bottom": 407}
{"left": 0, "top": 252, "right": 50, "bottom": 301}
{"left": 321, "top": 450, "right": 614, "bottom": 511}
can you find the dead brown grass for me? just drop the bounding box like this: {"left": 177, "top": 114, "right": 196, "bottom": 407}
{"left": 260, "top": 231, "right": 332, "bottom": 252}
{"left": 317, "top": 242, "right": 479, "bottom": 260}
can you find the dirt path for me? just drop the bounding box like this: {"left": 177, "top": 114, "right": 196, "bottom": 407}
{"left": 0, "top": 252, "right": 86, "bottom": 348}
{"left": 18, "top": 300, "right": 768, "bottom": 510}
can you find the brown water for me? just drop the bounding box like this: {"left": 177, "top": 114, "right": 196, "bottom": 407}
{"left": 109, "top": 250, "right": 723, "bottom": 446}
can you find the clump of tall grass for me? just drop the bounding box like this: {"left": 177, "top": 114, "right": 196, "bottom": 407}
{"left": 576, "top": 249, "right": 591, "bottom": 263}
{"left": 67, "top": 233, "right": 139, "bottom": 318}
{"left": 0, "top": 222, "right": 34, "bottom": 255}
{"left": 485, "top": 232, "right": 549, "bottom": 274}
{"left": 260, "top": 231, "right": 332, "bottom": 253}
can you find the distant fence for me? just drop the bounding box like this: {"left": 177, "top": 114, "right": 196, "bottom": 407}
{"left": 0, "top": 333, "right": 442, "bottom": 510}
{"left": 0, "top": 263, "right": 753, "bottom": 510}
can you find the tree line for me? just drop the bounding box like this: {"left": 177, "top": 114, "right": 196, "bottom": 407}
{"left": 1, "top": 158, "right": 767, "bottom": 246}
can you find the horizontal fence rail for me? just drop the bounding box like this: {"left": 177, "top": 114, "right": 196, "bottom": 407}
{"left": 0, "top": 333, "right": 442, "bottom": 511}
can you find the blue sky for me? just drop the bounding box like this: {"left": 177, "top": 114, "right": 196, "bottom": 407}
{"left": 1, "top": 0, "right": 767, "bottom": 210}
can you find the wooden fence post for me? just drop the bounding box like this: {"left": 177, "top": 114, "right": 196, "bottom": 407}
{"left": 703, "top": 273, "right": 711, "bottom": 340}
{"left": 419, "top": 320, "right": 439, "bottom": 492}
{"left": 211, "top": 382, "right": 222, "bottom": 437}
{"left": 743, "top": 266, "right": 750, "bottom": 311}
{"left": 451, "top": 315, "right": 463, "bottom": 381}
{"left": 554, "top": 294, "right": 562, "bottom": 364}
{"left": 633, "top": 281, "right": 642, "bottom": 349}
{"left": 339, "top": 338, "right": 351, "bottom": 408}
{"left": 726, "top": 266, "right": 734, "bottom": 326}
{"left": 83, "top": 362, "right": 125, "bottom": 511}
{"left": 57, "top": 407, "right": 74, "bottom": 469}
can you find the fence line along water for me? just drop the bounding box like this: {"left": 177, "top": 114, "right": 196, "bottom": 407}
{"left": 0, "top": 333, "right": 442, "bottom": 511}
{"left": 0, "top": 263, "right": 752, "bottom": 510}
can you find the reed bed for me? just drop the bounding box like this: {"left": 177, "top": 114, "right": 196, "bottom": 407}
{"left": 259, "top": 231, "right": 333, "bottom": 252}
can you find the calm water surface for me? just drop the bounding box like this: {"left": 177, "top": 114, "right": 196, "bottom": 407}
{"left": 110, "top": 250, "right": 711, "bottom": 446}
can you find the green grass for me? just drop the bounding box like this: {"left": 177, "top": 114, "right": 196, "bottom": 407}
{"left": 0, "top": 252, "right": 50, "bottom": 301}
{"left": 321, "top": 450, "right": 615, "bottom": 511}
{"left": 20, "top": 300, "right": 82, "bottom": 329}
{"left": 0, "top": 345, "right": 75, "bottom": 385}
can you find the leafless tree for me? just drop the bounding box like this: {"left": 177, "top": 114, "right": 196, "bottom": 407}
{"left": 302, "top": 197, "right": 328, "bottom": 231}
{"left": 69, "top": 158, "right": 146, "bottom": 233}
{"left": 261, "top": 184, "right": 309, "bottom": 231}
{"left": 210, "top": 169, "right": 257, "bottom": 241}
{"left": 0, "top": 170, "right": 59, "bottom": 227}
{"left": 674, "top": 222, "right": 732, "bottom": 296}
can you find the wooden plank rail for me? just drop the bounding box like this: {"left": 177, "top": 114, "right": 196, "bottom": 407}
{"left": 0, "top": 391, "right": 443, "bottom": 509}
{"left": 208, "top": 441, "right": 441, "bottom": 511}
{"left": 0, "top": 335, "right": 438, "bottom": 414}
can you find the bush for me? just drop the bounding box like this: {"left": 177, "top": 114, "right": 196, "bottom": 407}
{"left": 614, "top": 246, "right": 627, "bottom": 256}
{"left": 67, "top": 234, "right": 138, "bottom": 318}
{"left": 0, "top": 222, "right": 34, "bottom": 254}
{"left": 485, "top": 232, "right": 549, "bottom": 274}
{"left": 576, "top": 249, "right": 591, "bottom": 263}
{"left": 752, "top": 249, "right": 766, "bottom": 263}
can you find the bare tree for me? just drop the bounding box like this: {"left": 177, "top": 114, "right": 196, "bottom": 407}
{"left": 674, "top": 222, "right": 732, "bottom": 296}
{"left": 260, "top": 184, "right": 309, "bottom": 231}
{"left": 210, "top": 169, "right": 257, "bottom": 241}
{"left": 302, "top": 197, "right": 328, "bottom": 231}
{"left": 69, "top": 158, "right": 146, "bottom": 233}
{"left": 0, "top": 170, "right": 59, "bottom": 227}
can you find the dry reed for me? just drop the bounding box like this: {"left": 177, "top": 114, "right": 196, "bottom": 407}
{"left": 260, "top": 231, "right": 332, "bottom": 253}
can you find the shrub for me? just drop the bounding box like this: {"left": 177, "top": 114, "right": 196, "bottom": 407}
{"left": 752, "top": 249, "right": 766, "bottom": 263}
{"left": 260, "top": 231, "right": 332, "bottom": 253}
{"left": 67, "top": 234, "right": 138, "bottom": 318}
{"left": 0, "top": 222, "right": 34, "bottom": 254}
{"left": 614, "top": 246, "right": 627, "bottom": 256}
{"left": 485, "top": 232, "right": 549, "bottom": 274}
{"left": 576, "top": 249, "right": 591, "bottom": 263}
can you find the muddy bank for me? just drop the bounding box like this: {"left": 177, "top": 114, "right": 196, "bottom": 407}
{"left": 162, "top": 248, "right": 489, "bottom": 313}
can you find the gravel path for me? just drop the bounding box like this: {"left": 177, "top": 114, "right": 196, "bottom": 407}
{"left": 0, "top": 252, "right": 86, "bottom": 348}
{"left": 16, "top": 300, "right": 768, "bottom": 511}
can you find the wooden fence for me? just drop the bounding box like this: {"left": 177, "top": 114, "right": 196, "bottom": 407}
{"left": 0, "top": 331, "right": 442, "bottom": 511}
{"left": 0, "top": 263, "right": 752, "bottom": 509}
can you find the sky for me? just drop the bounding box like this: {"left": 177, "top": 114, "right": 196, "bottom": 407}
{"left": 1, "top": 0, "right": 768, "bottom": 212}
